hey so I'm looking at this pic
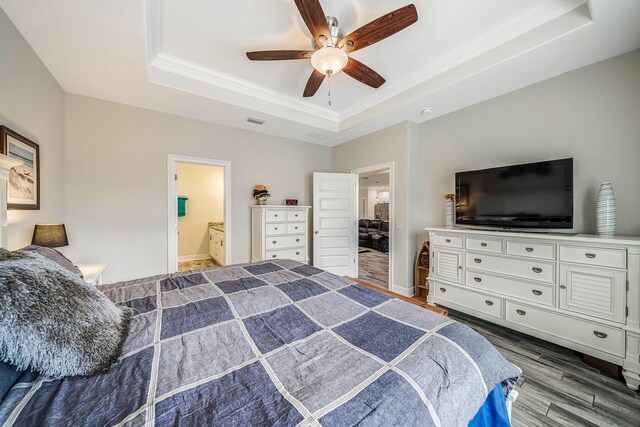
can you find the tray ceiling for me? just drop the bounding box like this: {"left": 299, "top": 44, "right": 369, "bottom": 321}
{"left": 2, "top": 0, "right": 639, "bottom": 146}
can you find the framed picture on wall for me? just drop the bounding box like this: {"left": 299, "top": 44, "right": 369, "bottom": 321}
{"left": 0, "top": 126, "right": 40, "bottom": 210}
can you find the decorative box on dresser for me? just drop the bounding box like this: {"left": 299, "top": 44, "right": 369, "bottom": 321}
{"left": 251, "top": 205, "right": 311, "bottom": 264}
{"left": 426, "top": 227, "right": 640, "bottom": 390}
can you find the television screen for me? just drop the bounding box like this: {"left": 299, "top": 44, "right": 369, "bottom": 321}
{"left": 456, "top": 158, "right": 573, "bottom": 229}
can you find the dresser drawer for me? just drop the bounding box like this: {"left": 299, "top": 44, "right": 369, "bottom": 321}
{"left": 466, "top": 237, "right": 503, "bottom": 254}
{"left": 435, "top": 284, "right": 502, "bottom": 318}
{"left": 265, "top": 210, "right": 288, "bottom": 222}
{"left": 506, "top": 301, "right": 625, "bottom": 357}
{"left": 434, "top": 235, "right": 463, "bottom": 249}
{"left": 507, "top": 241, "right": 556, "bottom": 260}
{"left": 265, "top": 223, "right": 287, "bottom": 236}
{"left": 466, "top": 271, "right": 555, "bottom": 307}
{"left": 287, "top": 210, "right": 306, "bottom": 222}
{"left": 466, "top": 253, "right": 555, "bottom": 283}
{"left": 266, "top": 247, "right": 305, "bottom": 261}
{"left": 287, "top": 223, "right": 305, "bottom": 234}
{"left": 559, "top": 245, "right": 626, "bottom": 269}
{"left": 266, "top": 235, "right": 305, "bottom": 250}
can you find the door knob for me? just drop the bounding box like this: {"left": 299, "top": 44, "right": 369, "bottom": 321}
{"left": 314, "top": 231, "right": 319, "bottom": 234}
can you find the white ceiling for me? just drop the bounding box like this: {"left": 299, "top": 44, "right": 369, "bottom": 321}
{"left": 1, "top": 0, "right": 639, "bottom": 146}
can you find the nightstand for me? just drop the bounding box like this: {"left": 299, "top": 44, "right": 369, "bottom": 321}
{"left": 77, "top": 262, "right": 109, "bottom": 286}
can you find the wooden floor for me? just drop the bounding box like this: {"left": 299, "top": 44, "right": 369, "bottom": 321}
{"left": 358, "top": 247, "right": 389, "bottom": 289}
{"left": 449, "top": 310, "right": 640, "bottom": 426}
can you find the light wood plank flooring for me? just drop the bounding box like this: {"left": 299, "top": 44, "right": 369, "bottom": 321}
{"left": 358, "top": 247, "right": 389, "bottom": 289}
{"left": 178, "top": 258, "right": 219, "bottom": 272}
{"left": 449, "top": 309, "right": 640, "bottom": 426}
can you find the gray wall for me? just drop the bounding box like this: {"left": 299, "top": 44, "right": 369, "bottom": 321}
{"left": 409, "top": 49, "right": 640, "bottom": 257}
{"left": 0, "top": 8, "right": 65, "bottom": 249}
{"left": 332, "top": 123, "right": 412, "bottom": 295}
{"left": 65, "top": 94, "right": 331, "bottom": 282}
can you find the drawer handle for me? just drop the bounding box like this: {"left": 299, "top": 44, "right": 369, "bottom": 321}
{"left": 274, "top": 214, "right": 278, "bottom": 217}
{"left": 474, "top": 277, "right": 482, "bottom": 283}
{"left": 516, "top": 309, "right": 526, "bottom": 316}
{"left": 296, "top": 239, "right": 300, "bottom": 242}
{"left": 295, "top": 226, "right": 298, "bottom": 230}
{"left": 532, "top": 267, "right": 542, "bottom": 273}
{"left": 440, "top": 287, "right": 446, "bottom": 293}
{"left": 585, "top": 253, "right": 596, "bottom": 259}
{"left": 480, "top": 242, "right": 487, "bottom": 247}
{"left": 560, "top": 285, "right": 567, "bottom": 289}
{"left": 525, "top": 247, "right": 534, "bottom": 252}
{"left": 532, "top": 289, "right": 542, "bottom": 296}
{"left": 485, "top": 300, "right": 493, "bottom": 306}
{"left": 272, "top": 241, "right": 277, "bottom": 244}
{"left": 272, "top": 255, "right": 277, "bottom": 259}
{"left": 593, "top": 331, "right": 608, "bottom": 339}
{"left": 474, "top": 258, "right": 482, "bottom": 263}
{"left": 274, "top": 227, "right": 278, "bottom": 230}
{"left": 295, "top": 214, "right": 298, "bottom": 217}
{"left": 446, "top": 239, "right": 451, "bottom": 243}
{"left": 296, "top": 251, "right": 300, "bottom": 255}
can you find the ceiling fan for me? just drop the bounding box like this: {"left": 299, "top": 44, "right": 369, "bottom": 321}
{"left": 246, "top": 0, "right": 418, "bottom": 99}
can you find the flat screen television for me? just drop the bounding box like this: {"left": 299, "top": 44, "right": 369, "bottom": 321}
{"left": 455, "top": 158, "right": 573, "bottom": 229}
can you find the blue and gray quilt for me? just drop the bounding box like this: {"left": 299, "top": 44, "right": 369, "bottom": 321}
{"left": 0, "top": 260, "right": 520, "bottom": 426}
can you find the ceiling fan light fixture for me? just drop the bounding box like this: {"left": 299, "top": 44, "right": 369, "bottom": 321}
{"left": 310, "top": 47, "right": 348, "bottom": 76}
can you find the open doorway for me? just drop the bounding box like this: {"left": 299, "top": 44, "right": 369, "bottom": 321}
{"left": 352, "top": 163, "right": 393, "bottom": 289}
{"left": 167, "top": 155, "right": 231, "bottom": 274}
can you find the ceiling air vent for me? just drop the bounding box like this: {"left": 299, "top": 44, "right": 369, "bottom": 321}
{"left": 247, "top": 117, "right": 266, "bottom": 125}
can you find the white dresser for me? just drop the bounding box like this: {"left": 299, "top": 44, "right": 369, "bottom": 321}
{"left": 426, "top": 227, "right": 640, "bottom": 390}
{"left": 251, "top": 205, "right": 311, "bottom": 264}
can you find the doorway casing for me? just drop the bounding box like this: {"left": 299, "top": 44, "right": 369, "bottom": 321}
{"left": 351, "top": 162, "right": 394, "bottom": 292}
{"left": 167, "top": 154, "right": 232, "bottom": 273}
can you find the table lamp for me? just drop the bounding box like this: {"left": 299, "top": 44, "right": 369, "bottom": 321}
{"left": 31, "top": 223, "right": 69, "bottom": 248}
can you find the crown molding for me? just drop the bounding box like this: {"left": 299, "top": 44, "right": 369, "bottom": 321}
{"left": 149, "top": 53, "right": 339, "bottom": 122}
{"left": 337, "top": 0, "right": 589, "bottom": 122}
{"left": 144, "top": 0, "right": 338, "bottom": 124}
{"left": 144, "top": 0, "right": 588, "bottom": 129}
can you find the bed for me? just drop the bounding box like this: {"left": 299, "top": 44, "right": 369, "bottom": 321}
{"left": 0, "top": 259, "right": 520, "bottom": 426}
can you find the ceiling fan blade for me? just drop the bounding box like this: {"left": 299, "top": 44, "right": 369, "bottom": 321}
{"left": 339, "top": 4, "right": 418, "bottom": 52}
{"left": 294, "top": 0, "right": 331, "bottom": 46}
{"left": 343, "top": 58, "right": 386, "bottom": 88}
{"left": 246, "top": 50, "right": 311, "bottom": 61}
{"left": 303, "top": 69, "right": 326, "bottom": 97}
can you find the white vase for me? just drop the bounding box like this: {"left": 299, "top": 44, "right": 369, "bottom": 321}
{"left": 596, "top": 182, "right": 616, "bottom": 237}
{"left": 445, "top": 199, "right": 455, "bottom": 228}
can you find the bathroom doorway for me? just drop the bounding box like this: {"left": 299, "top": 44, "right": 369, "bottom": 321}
{"left": 167, "top": 155, "right": 231, "bottom": 273}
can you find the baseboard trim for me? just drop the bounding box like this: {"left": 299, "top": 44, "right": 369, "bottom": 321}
{"left": 178, "top": 254, "right": 212, "bottom": 262}
{"left": 391, "top": 285, "right": 414, "bottom": 297}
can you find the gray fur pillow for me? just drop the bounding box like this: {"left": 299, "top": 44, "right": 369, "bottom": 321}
{"left": 0, "top": 250, "right": 132, "bottom": 378}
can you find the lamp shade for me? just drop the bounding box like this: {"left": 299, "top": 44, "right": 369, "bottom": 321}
{"left": 31, "top": 224, "right": 69, "bottom": 248}
{"left": 310, "top": 47, "right": 348, "bottom": 76}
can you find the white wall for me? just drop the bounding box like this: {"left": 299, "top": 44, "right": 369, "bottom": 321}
{"left": 65, "top": 94, "right": 331, "bottom": 283}
{"left": 177, "top": 163, "right": 224, "bottom": 259}
{"left": 409, "top": 49, "right": 640, "bottom": 255}
{"left": 0, "top": 8, "right": 65, "bottom": 249}
{"left": 332, "top": 123, "right": 411, "bottom": 295}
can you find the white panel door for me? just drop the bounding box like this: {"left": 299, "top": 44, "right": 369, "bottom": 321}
{"left": 313, "top": 172, "right": 358, "bottom": 277}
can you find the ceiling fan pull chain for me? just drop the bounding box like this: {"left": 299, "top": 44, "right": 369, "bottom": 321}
{"left": 328, "top": 74, "right": 331, "bottom": 106}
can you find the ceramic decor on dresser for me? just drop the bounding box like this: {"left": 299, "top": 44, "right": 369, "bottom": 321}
{"left": 250, "top": 205, "right": 311, "bottom": 263}
{"left": 596, "top": 182, "right": 617, "bottom": 237}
